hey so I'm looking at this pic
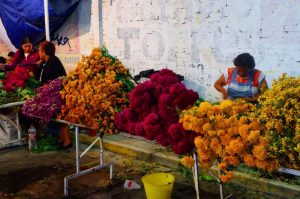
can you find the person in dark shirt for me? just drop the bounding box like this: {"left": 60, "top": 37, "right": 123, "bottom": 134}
{"left": 38, "top": 41, "right": 71, "bottom": 149}
{"left": 38, "top": 41, "right": 66, "bottom": 84}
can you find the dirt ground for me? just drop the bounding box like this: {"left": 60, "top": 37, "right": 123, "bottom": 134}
{"left": 0, "top": 146, "right": 218, "bottom": 199}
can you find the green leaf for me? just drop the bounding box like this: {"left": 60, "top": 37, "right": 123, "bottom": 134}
{"left": 200, "top": 174, "right": 214, "bottom": 181}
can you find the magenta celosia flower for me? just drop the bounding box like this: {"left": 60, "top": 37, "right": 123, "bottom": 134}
{"left": 135, "top": 123, "right": 145, "bottom": 136}
{"left": 114, "top": 68, "right": 200, "bottom": 155}
{"left": 155, "top": 134, "right": 169, "bottom": 146}
{"left": 167, "top": 124, "right": 183, "bottom": 141}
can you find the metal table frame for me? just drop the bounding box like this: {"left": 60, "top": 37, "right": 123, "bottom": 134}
{"left": 0, "top": 101, "right": 25, "bottom": 147}
{"left": 53, "top": 119, "right": 113, "bottom": 197}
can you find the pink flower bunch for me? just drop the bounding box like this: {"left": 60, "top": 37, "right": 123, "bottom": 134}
{"left": 115, "top": 69, "right": 198, "bottom": 154}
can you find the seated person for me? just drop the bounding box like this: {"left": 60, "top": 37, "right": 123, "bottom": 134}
{"left": 37, "top": 41, "right": 66, "bottom": 84}
{"left": 38, "top": 41, "right": 70, "bottom": 149}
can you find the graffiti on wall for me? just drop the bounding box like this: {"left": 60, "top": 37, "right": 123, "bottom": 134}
{"left": 103, "top": 0, "right": 300, "bottom": 101}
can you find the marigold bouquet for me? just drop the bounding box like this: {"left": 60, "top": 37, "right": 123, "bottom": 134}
{"left": 114, "top": 69, "right": 199, "bottom": 154}
{"left": 57, "top": 48, "right": 134, "bottom": 133}
{"left": 180, "top": 100, "right": 279, "bottom": 182}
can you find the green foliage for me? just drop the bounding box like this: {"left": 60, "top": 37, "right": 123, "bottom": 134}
{"left": 32, "top": 135, "right": 59, "bottom": 153}
{"left": 0, "top": 72, "right": 5, "bottom": 79}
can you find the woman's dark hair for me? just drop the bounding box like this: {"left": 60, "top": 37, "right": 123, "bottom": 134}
{"left": 233, "top": 53, "right": 255, "bottom": 69}
{"left": 40, "top": 41, "right": 56, "bottom": 57}
{"left": 16, "top": 36, "right": 33, "bottom": 64}
{"left": 8, "top": 51, "right": 15, "bottom": 57}
{"left": 0, "top": 56, "right": 6, "bottom": 64}
{"left": 21, "top": 36, "right": 32, "bottom": 45}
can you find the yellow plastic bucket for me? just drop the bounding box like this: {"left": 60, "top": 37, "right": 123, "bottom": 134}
{"left": 142, "top": 173, "right": 175, "bottom": 199}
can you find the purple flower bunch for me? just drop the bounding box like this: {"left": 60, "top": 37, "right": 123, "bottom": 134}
{"left": 21, "top": 79, "right": 64, "bottom": 126}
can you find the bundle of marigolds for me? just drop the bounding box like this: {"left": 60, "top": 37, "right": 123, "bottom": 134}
{"left": 114, "top": 69, "right": 199, "bottom": 154}
{"left": 252, "top": 74, "right": 300, "bottom": 169}
{"left": 180, "top": 100, "right": 278, "bottom": 182}
{"left": 57, "top": 48, "right": 134, "bottom": 134}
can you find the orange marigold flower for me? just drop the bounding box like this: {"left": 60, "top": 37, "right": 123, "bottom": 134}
{"left": 238, "top": 124, "right": 249, "bottom": 139}
{"left": 225, "top": 139, "right": 244, "bottom": 155}
{"left": 217, "top": 129, "right": 226, "bottom": 136}
{"left": 253, "top": 145, "right": 267, "bottom": 161}
{"left": 210, "top": 138, "right": 220, "bottom": 150}
{"left": 194, "top": 136, "right": 204, "bottom": 149}
{"left": 203, "top": 123, "right": 213, "bottom": 131}
{"left": 181, "top": 156, "right": 195, "bottom": 168}
{"left": 220, "top": 134, "right": 231, "bottom": 146}
{"left": 237, "top": 117, "right": 247, "bottom": 126}
{"left": 248, "top": 120, "right": 260, "bottom": 130}
{"left": 220, "top": 171, "right": 234, "bottom": 182}
{"left": 218, "top": 162, "right": 227, "bottom": 170}
{"left": 247, "top": 130, "right": 260, "bottom": 143}
{"left": 243, "top": 154, "right": 256, "bottom": 167}
{"left": 223, "top": 155, "right": 240, "bottom": 167}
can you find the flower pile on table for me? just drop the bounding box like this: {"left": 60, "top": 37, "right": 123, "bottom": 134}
{"left": 180, "top": 100, "right": 278, "bottom": 182}
{"left": 21, "top": 78, "right": 64, "bottom": 126}
{"left": 114, "top": 69, "right": 199, "bottom": 154}
{"left": 57, "top": 48, "right": 134, "bottom": 133}
{"left": 250, "top": 74, "right": 300, "bottom": 170}
{"left": 0, "top": 68, "right": 38, "bottom": 105}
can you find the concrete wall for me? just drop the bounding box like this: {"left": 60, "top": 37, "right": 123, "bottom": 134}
{"left": 1, "top": 0, "right": 300, "bottom": 101}
{"left": 103, "top": 0, "right": 300, "bottom": 101}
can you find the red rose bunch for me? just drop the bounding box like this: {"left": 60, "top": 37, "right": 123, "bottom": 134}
{"left": 115, "top": 69, "right": 199, "bottom": 154}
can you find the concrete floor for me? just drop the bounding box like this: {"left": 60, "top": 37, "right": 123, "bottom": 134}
{"left": 0, "top": 146, "right": 218, "bottom": 199}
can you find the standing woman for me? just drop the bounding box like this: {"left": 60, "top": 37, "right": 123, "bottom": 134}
{"left": 6, "top": 37, "right": 40, "bottom": 72}
{"left": 214, "top": 53, "right": 268, "bottom": 102}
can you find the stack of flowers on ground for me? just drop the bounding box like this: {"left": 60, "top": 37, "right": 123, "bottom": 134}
{"left": 114, "top": 69, "right": 199, "bottom": 155}
{"left": 180, "top": 100, "right": 279, "bottom": 182}
{"left": 57, "top": 48, "right": 134, "bottom": 134}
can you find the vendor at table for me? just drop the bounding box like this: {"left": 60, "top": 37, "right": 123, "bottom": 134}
{"left": 214, "top": 53, "right": 268, "bottom": 102}
{"left": 38, "top": 41, "right": 71, "bottom": 149}
{"left": 37, "top": 41, "right": 66, "bottom": 84}
{"left": 4, "top": 37, "right": 40, "bottom": 73}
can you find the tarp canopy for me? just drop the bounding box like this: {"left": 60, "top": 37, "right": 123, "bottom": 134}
{"left": 0, "top": 0, "right": 80, "bottom": 48}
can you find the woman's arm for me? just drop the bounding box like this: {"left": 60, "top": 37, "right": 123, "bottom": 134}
{"left": 214, "top": 74, "right": 228, "bottom": 99}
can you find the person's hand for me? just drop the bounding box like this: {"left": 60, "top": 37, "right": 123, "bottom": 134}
{"left": 29, "top": 71, "right": 35, "bottom": 77}
{"left": 222, "top": 90, "right": 229, "bottom": 99}
{"left": 36, "top": 60, "right": 43, "bottom": 65}
{"left": 0, "top": 64, "right": 5, "bottom": 71}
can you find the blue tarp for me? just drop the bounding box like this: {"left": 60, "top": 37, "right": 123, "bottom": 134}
{"left": 0, "top": 0, "right": 80, "bottom": 48}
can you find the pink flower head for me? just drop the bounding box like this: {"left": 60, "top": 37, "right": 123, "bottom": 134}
{"left": 167, "top": 123, "right": 183, "bottom": 141}
{"left": 155, "top": 134, "right": 169, "bottom": 146}
{"left": 144, "top": 113, "right": 160, "bottom": 125}
{"left": 135, "top": 122, "right": 145, "bottom": 136}
{"left": 172, "top": 141, "right": 191, "bottom": 155}
{"left": 127, "top": 122, "right": 137, "bottom": 135}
